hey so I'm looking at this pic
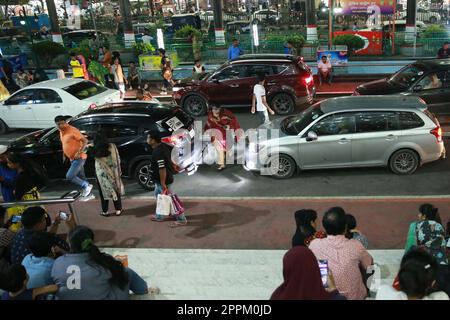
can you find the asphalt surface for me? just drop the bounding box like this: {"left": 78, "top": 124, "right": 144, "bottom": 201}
{"left": 2, "top": 111, "right": 450, "bottom": 199}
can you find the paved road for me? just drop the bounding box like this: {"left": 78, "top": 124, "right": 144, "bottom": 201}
{"left": 2, "top": 112, "right": 450, "bottom": 198}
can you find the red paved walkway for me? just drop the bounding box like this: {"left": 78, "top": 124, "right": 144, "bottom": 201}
{"left": 52, "top": 197, "right": 450, "bottom": 250}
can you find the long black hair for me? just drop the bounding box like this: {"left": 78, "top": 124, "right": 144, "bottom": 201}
{"left": 398, "top": 248, "right": 438, "bottom": 299}
{"left": 345, "top": 214, "right": 357, "bottom": 239}
{"left": 419, "top": 204, "right": 441, "bottom": 224}
{"left": 292, "top": 209, "right": 318, "bottom": 247}
{"left": 91, "top": 134, "right": 110, "bottom": 158}
{"left": 7, "top": 153, "right": 48, "bottom": 188}
{"left": 68, "top": 226, "right": 129, "bottom": 290}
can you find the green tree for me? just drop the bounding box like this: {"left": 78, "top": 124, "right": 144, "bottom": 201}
{"left": 333, "top": 34, "right": 365, "bottom": 54}
{"left": 31, "top": 41, "right": 67, "bottom": 65}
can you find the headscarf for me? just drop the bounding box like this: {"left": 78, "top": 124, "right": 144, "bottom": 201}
{"left": 416, "top": 220, "right": 448, "bottom": 265}
{"left": 270, "top": 247, "right": 334, "bottom": 300}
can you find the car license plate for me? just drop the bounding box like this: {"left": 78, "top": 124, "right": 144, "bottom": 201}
{"left": 166, "top": 116, "right": 184, "bottom": 131}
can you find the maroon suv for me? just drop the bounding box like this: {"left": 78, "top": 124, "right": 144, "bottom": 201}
{"left": 172, "top": 54, "right": 315, "bottom": 117}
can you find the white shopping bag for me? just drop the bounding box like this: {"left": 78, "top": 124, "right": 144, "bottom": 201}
{"left": 156, "top": 194, "right": 172, "bottom": 216}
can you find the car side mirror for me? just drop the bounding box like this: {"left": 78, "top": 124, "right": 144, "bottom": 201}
{"left": 306, "top": 131, "right": 318, "bottom": 142}
{"left": 413, "top": 85, "right": 422, "bottom": 92}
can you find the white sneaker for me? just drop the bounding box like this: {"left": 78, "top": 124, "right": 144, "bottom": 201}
{"left": 80, "top": 194, "right": 95, "bottom": 202}
{"left": 159, "top": 91, "right": 167, "bottom": 95}
{"left": 82, "top": 184, "right": 93, "bottom": 197}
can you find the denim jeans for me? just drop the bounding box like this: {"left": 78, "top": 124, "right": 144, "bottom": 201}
{"left": 154, "top": 183, "right": 186, "bottom": 221}
{"left": 66, "top": 159, "right": 89, "bottom": 189}
{"left": 318, "top": 71, "right": 333, "bottom": 84}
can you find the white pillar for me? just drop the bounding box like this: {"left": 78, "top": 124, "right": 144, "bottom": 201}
{"left": 405, "top": 25, "right": 416, "bottom": 43}
{"left": 307, "top": 25, "right": 318, "bottom": 42}
{"left": 52, "top": 32, "right": 63, "bottom": 44}
{"left": 124, "top": 31, "right": 135, "bottom": 48}
{"left": 215, "top": 28, "right": 225, "bottom": 45}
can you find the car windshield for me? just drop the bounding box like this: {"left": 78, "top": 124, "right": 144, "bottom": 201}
{"left": 389, "top": 64, "right": 426, "bottom": 88}
{"left": 281, "top": 103, "right": 324, "bottom": 135}
{"left": 63, "top": 81, "right": 108, "bottom": 100}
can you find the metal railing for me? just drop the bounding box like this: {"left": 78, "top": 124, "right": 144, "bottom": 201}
{"left": 0, "top": 190, "right": 82, "bottom": 224}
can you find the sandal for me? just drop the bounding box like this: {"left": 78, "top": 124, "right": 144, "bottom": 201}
{"left": 115, "top": 210, "right": 123, "bottom": 216}
{"left": 151, "top": 215, "right": 165, "bottom": 222}
{"left": 100, "top": 212, "right": 110, "bottom": 217}
{"left": 217, "top": 166, "right": 226, "bottom": 171}
{"left": 169, "top": 220, "right": 188, "bottom": 228}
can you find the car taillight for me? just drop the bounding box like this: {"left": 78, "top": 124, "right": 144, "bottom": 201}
{"left": 162, "top": 132, "right": 188, "bottom": 147}
{"left": 303, "top": 75, "right": 313, "bottom": 85}
{"left": 430, "top": 126, "right": 442, "bottom": 142}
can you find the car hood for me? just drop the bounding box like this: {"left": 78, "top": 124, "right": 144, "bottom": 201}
{"left": 9, "top": 129, "right": 50, "bottom": 149}
{"left": 355, "top": 78, "right": 405, "bottom": 95}
{"left": 256, "top": 117, "right": 288, "bottom": 140}
{"left": 175, "top": 77, "right": 204, "bottom": 87}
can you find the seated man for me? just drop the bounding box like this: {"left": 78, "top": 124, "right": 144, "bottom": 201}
{"left": 317, "top": 55, "right": 333, "bottom": 85}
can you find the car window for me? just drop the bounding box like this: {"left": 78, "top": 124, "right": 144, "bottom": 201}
{"left": 63, "top": 81, "right": 107, "bottom": 100}
{"left": 390, "top": 64, "right": 425, "bottom": 88}
{"left": 417, "top": 71, "right": 448, "bottom": 90}
{"left": 5, "top": 89, "right": 35, "bottom": 105}
{"left": 399, "top": 112, "right": 424, "bottom": 130}
{"left": 249, "top": 64, "right": 276, "bottom": 77}
{"left": 98, "top": 124, "right": 139, "bottom": 139}
{"left": 310, "top": 113, "right": 356, "bottom": 136}
{"left": 212, "top": 65, "right": 249, "bottom": 81}
{"left": 34, "top": 89, "right": 63, "bottom": 104}
{"left": 355, "top": 112, "right": 399, "bottom": 133}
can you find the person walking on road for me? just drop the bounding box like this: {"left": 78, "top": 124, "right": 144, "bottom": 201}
{"left": 111, "top": 57, "right": 127, "bottom": 99}
{"left": 148, "top": 132, "right": 187, "bottom": 227}
{"left": 204, "top": 105, "right": 242, "bottom": 171}
{"left": 252, "top": 73, "right": 275, "bottom": 125}
{"left": 54, "top": 115, "right": 93, "bottom": 200}
{"left": 91, "top": 134, "right": 124, "bottom": 217}
{"left": 228, "top": 39, "right": 243, "bottom": 60}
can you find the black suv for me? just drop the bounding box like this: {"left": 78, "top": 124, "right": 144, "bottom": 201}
{"left": 353, "top": 59, "right": 450, "bottom": 123}
{"left": 8, "top": 102, "right": 198, "bottom": 190}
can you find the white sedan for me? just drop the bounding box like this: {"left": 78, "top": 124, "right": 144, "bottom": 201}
{"left": 0, "top": 78, "right": 120, "bottom": 133}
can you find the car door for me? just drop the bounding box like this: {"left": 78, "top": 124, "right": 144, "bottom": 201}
{"left": 351, "top": 111, "right": 401, "bottom": 166}
{"left": 1, "top": 89, "right": 36, "bottom": 128}
{"left": 207, "top": 65, "right": 251, "bottom": 106}
{"left": 299, "top": 112, "right": 355, "bottom": 169}
{"left": 35, "top": 118, "right": 99, "bottom": 178}
{"left": 247, "top": 64, "right": 278, "bottom": 102}
{"left": 411, "top": 70, "right": 450, "bottom": 123}
{"left": 32, "top": 89, "right": 65, "bottom": 128}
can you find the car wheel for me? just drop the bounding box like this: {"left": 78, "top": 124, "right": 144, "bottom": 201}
{"left": 267, "top": 154, "right": 297, "bottom": 179}
{"left": 271, "top": 93, "right": 295, "bottom": 115}
{"left": 0, "top": 119, "right": 8, "bottom": 135}
{"left": 389, "top": 149, "right": 419, "bottom": 175}
{"left": 183, "top": 95, "right": 207, "bottom": 117}
{"left": 429, "top": 16, "right": 437, "bottom": 24}
{"left": 134, "top": 160, "right": 155, "bottom": 191}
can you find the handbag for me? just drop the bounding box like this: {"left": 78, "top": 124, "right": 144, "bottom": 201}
{"left": 170, "top": 193, "right": 185, "bottom": 216}
{"left": 156, "top": 194, "right": 172, "bottom": 216}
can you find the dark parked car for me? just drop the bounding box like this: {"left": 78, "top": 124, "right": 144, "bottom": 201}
{"left": 62, "top": 29, "right": 109, "bottom": 48}
{"left": 8, "top": 102, "right": 199, "bottom": 190}
{"left": 173, "top": 54, "right": 315, "bottom": 117}
{"left": 353, "top": 59, "right": 450, "bottom": 124}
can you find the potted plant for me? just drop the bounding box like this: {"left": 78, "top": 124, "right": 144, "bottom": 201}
{"left": 333, "top": 34, "right": 365, "bottom": 55}
{"left": 174, "top": 25, "right": 203, "bottom": 62}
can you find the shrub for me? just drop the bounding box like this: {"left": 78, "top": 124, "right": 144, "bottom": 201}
{"left": 69, "top": 39, "right": 97, "bottom": 60}
{"left": 133, "top": 42, "right": 155, "bottom": 55}
{"left": 333, "top": 34, "right": 365, "bottom": 54}
{"left": 286, "top": 35, "right": 306, "bottom": 52}
{"left": 31, "top": 41, "right": 66, "bottom": 65}
{"left": 422, "top": 25, "right": 449, "bottom": 38}
{"left": 175, "top": 25, "right": 202, "bottom": 40}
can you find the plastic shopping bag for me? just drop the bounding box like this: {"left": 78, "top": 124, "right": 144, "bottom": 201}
{"left": 156, "top": 194, "right": 172, "bottom": 216}
{"left": 170, "top": 193, "right": 186, "bottom": 216}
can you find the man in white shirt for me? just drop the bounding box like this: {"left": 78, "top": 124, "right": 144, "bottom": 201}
{"left": 142, "top": 31, "right": 153, "bottom": 45}
{"left": 317, "top": 55, "right": 333, "bottom": 85}
{"left": 252, "top": 73, "right": 275, "bottom": 125}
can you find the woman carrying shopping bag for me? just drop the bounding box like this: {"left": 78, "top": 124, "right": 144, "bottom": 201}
{"left": 91, "top": 135, "right": 124, "bottom": 217}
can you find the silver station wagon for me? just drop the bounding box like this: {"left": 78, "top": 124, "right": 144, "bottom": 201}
{"left": 244, "top": 95, "right": 446, "bottom": 178}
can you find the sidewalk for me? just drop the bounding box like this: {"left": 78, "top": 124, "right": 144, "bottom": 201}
{"left": 52, "top": 197, "right": 450, "bottom": 250}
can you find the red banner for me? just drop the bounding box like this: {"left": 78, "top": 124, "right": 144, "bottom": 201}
{"left": 333, "top": 31, "right": 383, "bottom": 55}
